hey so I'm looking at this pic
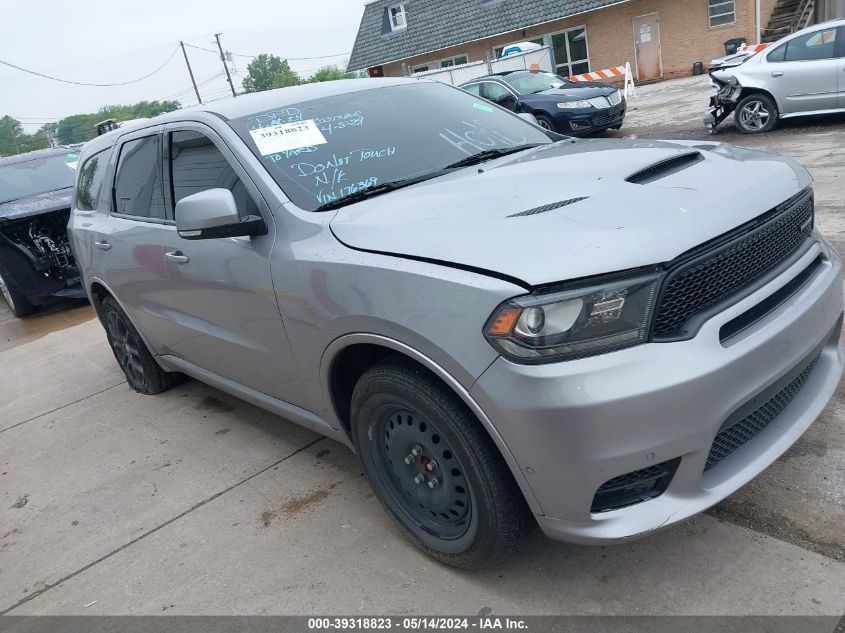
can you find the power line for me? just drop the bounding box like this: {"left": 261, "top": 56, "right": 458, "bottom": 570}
{"left": 0, "top": 46, "right": 180, "bottom": 87}
{"left": 182, "top": 42, "right": 348, "bottom": 61}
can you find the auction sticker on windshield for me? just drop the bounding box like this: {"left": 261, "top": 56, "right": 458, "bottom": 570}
{"left": 249, "top": 120, "right": 328, "bottom": 155}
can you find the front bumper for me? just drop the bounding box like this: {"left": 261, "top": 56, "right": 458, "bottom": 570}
{"left": 553, "top": 101, "right": 626, "bottom": 135}
{"left": 471, "top": 236, "right": 843, "bottom": 544}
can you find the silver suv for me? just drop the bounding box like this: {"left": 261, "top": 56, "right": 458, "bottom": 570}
{"left": 69, "top": 78, "right": 844, "bottom": 568}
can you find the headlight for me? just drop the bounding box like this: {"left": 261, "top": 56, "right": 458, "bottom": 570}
{"left": 557, "top": 100, "right": 592, "bottom": 109}
{"left": 483, "top": 271, "right": 662, "bottom": 363}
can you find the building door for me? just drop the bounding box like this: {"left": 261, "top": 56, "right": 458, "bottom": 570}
{"left": 633, "top": 13, "right": 662, "bottom": 81}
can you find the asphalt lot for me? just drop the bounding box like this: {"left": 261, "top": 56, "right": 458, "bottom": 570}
{"left": 1, "top": 75, "right": 844, "bottom": 616}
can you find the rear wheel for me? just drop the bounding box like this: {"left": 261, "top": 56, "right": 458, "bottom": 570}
{"left": 0, "top": 268, "right": 37, "bottom": 318}
{"left": 101, "top": 296, "right": 183, "bottom": 394}
{"left": 734, "top": 93, "right": 777, "bottom": 134}
{"left": 351, "top": 358, "right": 534, "bottom": 568}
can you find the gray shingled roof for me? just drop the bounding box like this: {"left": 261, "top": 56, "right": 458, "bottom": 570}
{"left": 348, "top": 0, "right": 629, "bottom": 71}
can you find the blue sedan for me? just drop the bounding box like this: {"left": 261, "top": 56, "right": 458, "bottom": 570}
{"left": 460, "top": 70, "right": 626, "bottom": 136}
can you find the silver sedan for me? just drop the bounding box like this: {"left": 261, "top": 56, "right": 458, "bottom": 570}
{"left": 707, "top": 18, "right": 845, "bottom": 133}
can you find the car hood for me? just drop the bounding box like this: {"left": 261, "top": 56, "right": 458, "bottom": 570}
{"left": 330, "top": 140, "right": 811, "bottom": 287}
{"left": 709, "top": 51, "right": 756, "bottom": 71}
{"left": 529, "top": 83, "right": 617, "bottom": 99}
{"left": 0, "top": 188, "right": 73, "bottom": 221}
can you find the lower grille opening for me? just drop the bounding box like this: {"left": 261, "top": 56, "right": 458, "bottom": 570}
{"left": 591, "top": 458, "right": 681, "bottom": 513}
{"left": 719, "top": 254, "right": 823, "bottom": 344}
{"left": 705, "top": 352, "right": 821, "bottom": 471}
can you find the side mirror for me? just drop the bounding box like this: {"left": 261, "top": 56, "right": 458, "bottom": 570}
{"left": 175, "top": 188, "right": 266, "bottom": 240}
{"left": 498, "top": 95, "right": 518, "bottom": 111}
{"left": 518, "top": 112, "right": 539, "bottom": 125}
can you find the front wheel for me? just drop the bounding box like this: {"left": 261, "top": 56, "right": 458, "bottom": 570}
{"left": 734, "top": 93, "right": 777, "bottom": 134}
{"left": 534, "top": 114, "right": 554, "bottom": 132}
{"left": 350, "top": 358, "right": 534, "bottom": 568}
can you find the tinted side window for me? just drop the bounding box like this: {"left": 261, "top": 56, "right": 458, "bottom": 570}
{"left": 463, "top": 83, "right": 482, "bottom": 96}
{"left": 169, "top": 131, "right": 257, "bottom": 219}
{"left": 483, "top": 83, "right": 512, "bottom": 101}
{"left": 767, "top": 43, "right": 787, "bottom": 62}
{"left": 784, "top": 28, "right": 838, "bottom": 61}
{"left": 113, "top": 135, "right": 166, "bottom": 219}
{"left": 76, "top": 150, "right": 109, "bottom": 211}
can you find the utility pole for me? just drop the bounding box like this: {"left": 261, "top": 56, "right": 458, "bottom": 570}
{"left": 214, "top": 33, "right": 237, "bottom": 97}
{"left": 180, "top": 41, "right": 202, "bottom": 104}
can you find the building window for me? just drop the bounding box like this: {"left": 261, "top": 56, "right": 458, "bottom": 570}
{"left": 551, "top": 27, "right": 590, "bottom": 77}
{"left": 388, "top": 3, "right": 407, "bottom": 31}
{"left": 440, "top": 55, "right": 468, "bottom": 68}
{"left": 708, "top": 0, "right": 736, "bottom": 27}
{"left": 412, "top": 54, "right": 468, "bottom": 74}
{"left": 493, "top": 37, "right": 545, "bottom": 59}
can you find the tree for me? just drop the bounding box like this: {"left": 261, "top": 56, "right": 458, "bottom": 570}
{"left": 54, "top": 100, "right": 181, "bottom": 145}
{"left": 242, "top": 54, "right": 300, "bottom": 93}
{"left": 0, "top": 116, "right": 51, "bottom": 156}
{"left": 307, "top": 65, "right": 357, "bottom": 83}
{"left": 0, "top": 116, "right": 24, "bottom": 156}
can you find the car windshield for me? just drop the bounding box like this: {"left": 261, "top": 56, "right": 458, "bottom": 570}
{"left": 228, "top": 82, "right": 552, "bottom": 211}
{"left": 502, "top": 72, "right": 574, "bottom": 94}
{"left": 0, "top": 152, "right": 79, "bottom": 204}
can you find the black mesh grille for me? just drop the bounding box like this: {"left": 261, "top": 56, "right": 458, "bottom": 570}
{"left": 705, "top": 354, "right": 820, "bottom": 471}
{"left": 591, "top": 458, "right": 681, "bottom": 513}
{"left": 593, "top": 111, "right": 622, "bottom": 127}
{"left": 653, "top": 192, "right": 814, "bottom": 339}
{"left": 507, "top": 197, "right": 589, "bottom": 218}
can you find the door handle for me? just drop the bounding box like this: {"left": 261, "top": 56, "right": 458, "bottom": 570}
{"left": 93, "top": 241, "right": 111, "bottom": 251}
{"left": 165, "top": 250, "right": 190, "bottom": 264}
{"left": 771, "top": 71, "right": 784, "bottom": 77}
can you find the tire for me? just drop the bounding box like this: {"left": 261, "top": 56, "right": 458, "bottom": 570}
{"left": 534, "top": 114, "right": 554, "bottom": 132}
{"left": 350, "top": 358, "right": 534, "bottom": 568}
{"left": 734, "top": 93, "right": 777, "bottom": 134}
{"left": 101, "top": 296, "right": 184, "bottom": 394}
{"left": 0, "top": 267, "right": 37, "bottom": 318}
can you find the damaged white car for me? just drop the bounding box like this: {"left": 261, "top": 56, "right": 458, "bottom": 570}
{"left": 706, "top": 19, "right": 845, "bottom": 134}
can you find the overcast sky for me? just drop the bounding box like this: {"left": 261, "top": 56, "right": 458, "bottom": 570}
{"left": 0, "top": 0, "right": 367, "bottom": 132}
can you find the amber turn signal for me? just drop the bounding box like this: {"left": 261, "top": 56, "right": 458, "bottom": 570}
{"left": 486, "top": 306, "right": 522, "bottom": 336}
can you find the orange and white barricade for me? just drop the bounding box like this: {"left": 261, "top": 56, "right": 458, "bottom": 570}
{"left": 738, "top": 43, "right": 770, "bottom": 54}
{"left": 569, "top": 62, "right": 637, "bottom": 100}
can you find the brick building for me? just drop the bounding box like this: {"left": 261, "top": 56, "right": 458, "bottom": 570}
{"left": 348, "top": 0, "right": 795, "bottom": 82}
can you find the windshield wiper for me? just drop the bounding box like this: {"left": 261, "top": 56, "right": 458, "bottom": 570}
{"left": 314, "top": 171, "right": 451, "bottom": 211}
{"left": 443, "top": 144, "right": 542, "bottom": 170}
{"left": 314, "top": 144, "right": 542, "bottom": 212}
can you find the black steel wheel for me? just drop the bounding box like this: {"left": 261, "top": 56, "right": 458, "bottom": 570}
{"left": 377, "top": 406, "right": 473, "bottom": 540}
{"left": 351, "top": 357, "right": 534, "bottom": 568}
{"left": 100, "top": 296, "right": 184, "bottom": 395}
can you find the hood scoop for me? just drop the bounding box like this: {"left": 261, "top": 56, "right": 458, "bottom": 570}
{"left": 508, "top": 196, "right": 589, "bottom": 218}
{"left": 626, "top": 151, "right": 704, "bottom": 185}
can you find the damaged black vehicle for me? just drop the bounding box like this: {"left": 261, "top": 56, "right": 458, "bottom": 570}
{"left": 0, "top": 147, "right": 86, "bottom": 317}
